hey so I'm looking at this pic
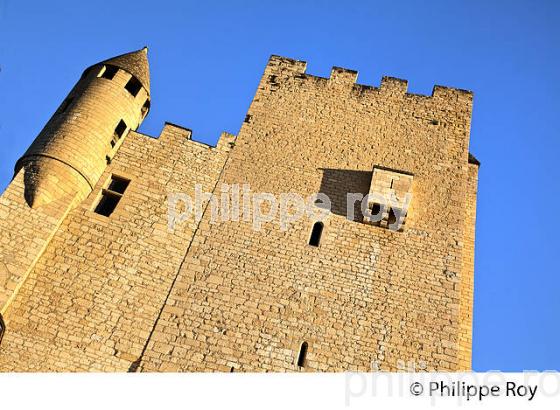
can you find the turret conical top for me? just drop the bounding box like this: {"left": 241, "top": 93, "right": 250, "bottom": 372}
{"left": 98, "top": 47, "right": 150, "bottom": 93}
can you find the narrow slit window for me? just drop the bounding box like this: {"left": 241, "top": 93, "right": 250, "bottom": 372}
{"left": 125, "top": 76, "right": 142, "bottom": 97}
{"left": 369, "top": 202, "right": 383, "bottom": 225}
{"left": 98, "top": 65, "right": 118, "bottom": 80}
{"left": 111, "top": 120, "right": 128, "bottom": 148}
{"left": 297, "top": 341, "right": 308, "bottom": 367}
{"left": 94, "top": 175, "right": 130, "bottom": 217}
{"left": 0, "top": 313, "right": 5, "bottom": 345}
{"left": 309, "top": 222, "right": 323, "bottom": 247}
{"left": 387, "top": 208, "right": 405, "bottom": 231}
{"left": 387, "top": 208, "right": 397, "bottom": 227}
{"left": 141, "top": 98, "right": 150, "bottom": 118}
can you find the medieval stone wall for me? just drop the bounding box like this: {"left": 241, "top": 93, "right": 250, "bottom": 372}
{"left": 0, "top": 53, "right": 477, "bottom": 372}
{"left": 0, "top": 125, "right": 230, "bottom": 371}
{"left": 138, "top": 56, "right": 477, "bottom": 372}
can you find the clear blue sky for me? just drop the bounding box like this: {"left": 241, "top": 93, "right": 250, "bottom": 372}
{"left": 0, "top": 0, "right": 558, "bottom": 371}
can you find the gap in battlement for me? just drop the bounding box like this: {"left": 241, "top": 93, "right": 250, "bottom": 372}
{"left": 181, "top": 127, "right": 220, "bottom": 148}
{"left": 302, "top": 60, "right": 333, "bottom": 81}
{"left": 404, "top": 79, "right": 443, "bottom": 98}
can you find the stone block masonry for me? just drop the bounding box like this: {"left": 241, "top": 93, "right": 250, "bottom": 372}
{"left": 0, "top": 50, "right": 478, "bottom": 372}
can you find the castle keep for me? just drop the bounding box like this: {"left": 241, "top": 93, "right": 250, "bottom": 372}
{"left": 0, "top": 48, "right": 478, "bottom": 371}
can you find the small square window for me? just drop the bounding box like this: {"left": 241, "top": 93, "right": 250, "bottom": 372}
{"left": 93, "top": 175, "right": 130, "bottom": 217}
{"left": 98, "top": 65, "right": 118, "bottom": 80}
{"left": 94, "top": 191, "right": 121, "bottom": 217}
{"left": 125, "top": 76, "right": 142, "bottom": 97}
{"left": 107, "top": 176, "right": 130, "bottom": 194}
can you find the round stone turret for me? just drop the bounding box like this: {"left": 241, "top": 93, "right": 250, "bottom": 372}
{"left": 16, "top": 47, "right": 151, "bottom": 208}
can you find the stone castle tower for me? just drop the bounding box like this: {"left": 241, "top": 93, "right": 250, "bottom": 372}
{"left": 0, "top": 49, "right": 478, "bottom": 371}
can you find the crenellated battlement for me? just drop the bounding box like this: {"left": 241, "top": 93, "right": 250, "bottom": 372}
{"left": 264, "top": 54, "right": 473, "bottom": 104}
{"left": 130, "top": 122, "right": 235, "bottom": 154}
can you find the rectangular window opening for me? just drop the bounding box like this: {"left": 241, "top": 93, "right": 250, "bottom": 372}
{"left": 93, "top": 175, "right": 130, "bottom": 217}
{"left": 94, "top": 192, "right": 121, "bottom": 217}
{"left": 125, "top": 76, "right": 142, "bottom": 97}
{"left": 107, "top": 176, "right": 130, "bottom": 194}
{"left": 111, "top": 120, "right": 127, "bottom": 148}
{"left": 98, "top": 65, "right": 118, "bottom": 80}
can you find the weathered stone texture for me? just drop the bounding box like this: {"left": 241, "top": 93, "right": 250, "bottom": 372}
{"left": 0, "top": 124, "right": 230, "bottom": 371}
{"left": 0, "top": 51, "right": 478, "bottom": 372}
{"left": 137, "top": 55, "right": 478, "bottom": 372}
